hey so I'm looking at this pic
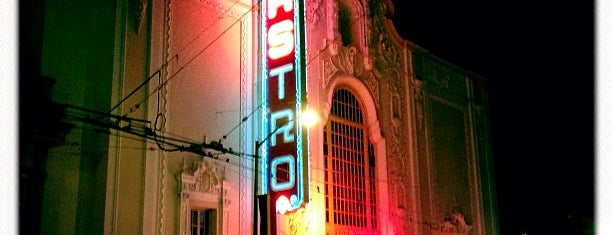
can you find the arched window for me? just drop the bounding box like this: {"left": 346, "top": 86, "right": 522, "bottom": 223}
{"left": 324, "top": 88, "right": 378, "bottom": 232}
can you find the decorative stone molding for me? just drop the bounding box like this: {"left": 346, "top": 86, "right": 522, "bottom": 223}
{"left": 239, "top": 15, "right": 250, "bottom": 235}
{"left": 287, "top": 203, "right": 315, "bottom": 235}
{"left": 390, "top": 212, "right": 407, "bottom": 235}
{"left": 328, "top": 40, "right": 339, "bottom": 56}
{"left": 382, "top": 0, "right": 394, "bottom": 18}
{"left": 322, "top": 101, "right": 331, "bottom": 123}
{"left": 387, "top": 129, "right": 408, "bottom": 212}
{"left": 130, "top": 0, "right": 148, "bottom": 34}
{"left": 377, "top": 32, "right": 401, "bottom": 67}
{"left": 432, "top": 71, "right": 450, "bottom": 89}
{"left": 368, "top": 120, "right": 383, "bottom": 144}
{"left": 179, "top": 159, "right": 229, "bottom": 235}
{"left": 441, "top": 206, "right": 472, "bottom": 234}
{"left": 328, "top": 0, "right": 340, "bottom": 42}
{"left": 338, "top": 46, "right": 357, "bottom": 76}
{"left": 323, "top": 42, "right": 369, "bottom": 79}
{"left": 306, "top": 0, "right": 323, "bottom": 25}
{"left": 418, "top": 206, "right": 472, "bottom": 235}
{"left": 323, "top": 57, "right": 338, "bottom": 86}
{"left": 181, "top": 159, "right": 226, "bottom": 195}
{"left": 363, "top": 73, "right": 380, "bottom": 108}
{"left": 370, "top": 2, "right": 386, "bottom": 36}
{"left": 413, "top": 83, "right": 424, "bottom": 130}
{"left": 364, "top": 54, "right": 373, "bottom": 71}
{"left": 194, "top": 0, "right": 246, "bottom": 19}
{"left": 389, "top": 85, "right": 403, "bottom": 127}
{"left": 151, "top": 0, "right": 172, "bottom": 232}
{"left": 394, "top": 176, "right": 407, "bottom": 209}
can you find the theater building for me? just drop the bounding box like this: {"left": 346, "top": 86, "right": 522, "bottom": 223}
{"left": 20, "top": 0, "right": 498, "bottom": 234}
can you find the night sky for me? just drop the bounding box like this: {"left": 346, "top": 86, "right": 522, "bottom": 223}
{"left": 390, "top": 0, "right": 595, "bottom": 234}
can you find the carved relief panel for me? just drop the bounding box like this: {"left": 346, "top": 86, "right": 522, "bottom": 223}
{"left": 419, "top": 59, "right": 479, "bottom": 234}
{"left": 179, "top": 158, "right": 230, "bottom": 235}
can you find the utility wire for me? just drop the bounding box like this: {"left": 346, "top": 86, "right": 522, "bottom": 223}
{"left": 66, "top": 103, "right": 151, "bottom": 124}
{"left": 120, "top": 0, "right": 264, "bottom": 118}
{"left": 49, "top": 117, "right": 465, "bottom": 228}
{"left": 66, "top": 103, "right": 417, "bottom": 186}
{"left": 89, "top": 0, "right": 478, "bottom": 178}
{"left": 110, "top": 0, "right": 478, "bottom": 121}
{"left": 221, "top": 103, "right": 263, "bottom": 142}
{"left": 63, "top": 103, "right": 241, "bottom": 158}
{"left": 115, "top": 0, "right": 381, "bottom": 121}
{"left": 107, "top": 0, "right": 247, "bottom": 115}
{"left": 70, "top": 121, "right": 259, "bottom": 179}
{"left": 54, "top": 7, "right": 479, "bottom": 227}
{"left": 107, "top": 71, "right": 160, "bottom": 114}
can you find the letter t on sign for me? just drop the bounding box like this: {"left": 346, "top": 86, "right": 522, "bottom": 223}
{"left": 269, "top": 64, "right": 294, "bottom": 100}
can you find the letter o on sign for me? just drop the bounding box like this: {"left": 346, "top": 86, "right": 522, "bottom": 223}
{"left": 270, "top": 155, "right": 296, "bottom": 191}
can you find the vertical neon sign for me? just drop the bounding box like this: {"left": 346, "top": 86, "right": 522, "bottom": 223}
{"left": 261, "top": 0, "right": 308, "bottom": 224}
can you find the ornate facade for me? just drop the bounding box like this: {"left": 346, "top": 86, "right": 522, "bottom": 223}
{"left": 23, "top": 0, "right": 497, "bottom": 234}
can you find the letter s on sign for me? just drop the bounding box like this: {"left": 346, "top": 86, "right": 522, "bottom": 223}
{"left": 268, "top": 19, "right": 294, "bottom": 60}
{"left": 267, "top": 0, "right": 293, "bottom": 19}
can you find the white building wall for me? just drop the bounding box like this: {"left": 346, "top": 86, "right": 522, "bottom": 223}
{"left": 106, "top": 0, "right": 496, "bottom": 234}
{"left": 104, "top": 0, "right": 256, "bottom": 234}
{"left": 153, "top": 0, "right": 256, "bottom": 234}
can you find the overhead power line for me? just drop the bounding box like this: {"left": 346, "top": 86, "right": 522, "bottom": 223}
{"left": 62, "top": 102, "right": 240, "bottom": 158}
{"left": 110, "top": 0, "right": 264, "bottom": 117}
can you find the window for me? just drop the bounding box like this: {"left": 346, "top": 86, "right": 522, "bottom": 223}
{"left": 338, "top": 4, "right": 353, "bottom": 46}
{"left": 324, "top": 88, "right": 378, "bottom": 231}
{"left": 190, "top": 209, "right": 217, "bottom": 235}
{"left": 180, "top": 159, "right": 224, "bottom": 235}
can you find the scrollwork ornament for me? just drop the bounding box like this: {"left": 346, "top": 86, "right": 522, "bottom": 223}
{"left": 324, "top": 57, "right": 338, "bottom": 86}
{"left": 288, "top": 204, "right": 313, "bottom": 235}
{"left": 364, "top": 74, "right": 380, "bottom": 107}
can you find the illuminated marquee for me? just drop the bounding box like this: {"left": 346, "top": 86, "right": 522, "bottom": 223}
{"left": 261, "top": 0, "right": 308, "bottom": 216}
